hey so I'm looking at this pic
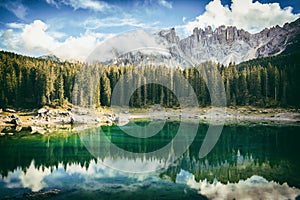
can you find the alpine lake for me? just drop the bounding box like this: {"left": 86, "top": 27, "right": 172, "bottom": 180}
{"left": 0, "top": 119, "right": 300, "bottom": 199}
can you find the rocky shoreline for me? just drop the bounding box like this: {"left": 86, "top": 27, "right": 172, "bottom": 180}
{"left": 0, "top": 107, "right": 118, "bottom": 135}
{"left": 0, "top": 106, "right": 300, "bottom": 135}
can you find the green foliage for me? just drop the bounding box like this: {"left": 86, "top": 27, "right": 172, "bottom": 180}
{"left": 236, "top": 51, "right": 300, "bottom": 107}
{"left": 0, "top": 51, "right": 79, "bottom": 108}
{"left": 0, "top": 50, "right": 299, "bottom": 109}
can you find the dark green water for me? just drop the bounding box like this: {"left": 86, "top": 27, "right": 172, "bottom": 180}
{"left": 0, "top": 121, "right": 300, "bottom": 199}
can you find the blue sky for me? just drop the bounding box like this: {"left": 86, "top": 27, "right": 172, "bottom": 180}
{"left": 0, "top": 0, "right": 299, "bottom": 60}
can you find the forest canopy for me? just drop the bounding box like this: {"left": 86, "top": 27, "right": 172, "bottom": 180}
{"left": 0, "top": 50, "right": 299, "bottom": 109}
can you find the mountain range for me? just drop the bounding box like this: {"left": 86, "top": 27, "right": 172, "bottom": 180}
{"left": 84, "top": 18, "right": 300, "bottom": 66}
{"left": 178, "top": 17, "right": 300, "bottom": 65}
{"left": 35, "top": 18, "right": 300, "bottom": 66}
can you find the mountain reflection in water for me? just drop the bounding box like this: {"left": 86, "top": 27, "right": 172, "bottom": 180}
{"left": 0, "top": 121, "right": 300, "bottom": 199}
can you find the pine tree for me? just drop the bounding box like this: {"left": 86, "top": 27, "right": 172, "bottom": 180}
{"left": 58, "top": 74, "right": 64, "bottom": 106}
{"left": 100, "top": 72, "right": 111, "bottom": 106}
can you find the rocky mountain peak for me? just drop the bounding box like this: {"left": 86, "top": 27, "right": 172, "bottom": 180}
{"left": 178, "top": 18, "right": 300, "bottom": 64}
{"left": 39, "top": 54, "right": 62, "bottom": 62}
{"left": 88, "top": 18, "right": 300, "bottom": 66}
{"left": 158, "top": 27, "right": 179, "bottom": 44}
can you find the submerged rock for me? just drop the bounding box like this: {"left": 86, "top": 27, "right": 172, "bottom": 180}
{"left": 15, "top": 125, "right": 22, "bottom": 132}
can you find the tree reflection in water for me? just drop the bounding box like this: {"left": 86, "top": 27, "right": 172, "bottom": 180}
{"left": 0, "top": 121, "right": 300, "bottom": 198}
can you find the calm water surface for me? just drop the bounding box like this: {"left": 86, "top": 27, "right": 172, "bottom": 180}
{"left": 0, "top": 121, "right": 300, "bottom": 199}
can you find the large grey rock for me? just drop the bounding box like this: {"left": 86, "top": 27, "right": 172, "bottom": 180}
{"left": 5, "top": 108, "right": 16, "bottom": 113}
{"left": 11, "top": 118, "right": 22, "bottom": 126}
{"left": 29, "top": 126, "right": 46, "bottom": 134}
{"left": 7, "top": 114, "right": 22, "bottom": 126}
{"left": 37, "top": 108, "right": 48, "bottom": 117}
{"left": 70, "top": 116, "right": 91, "bottom": 124}
{"left": 58, "top": 111, "right": 70, "bottom": 116}
{"left": 71, "top": 108, "right": 89, "bottom": 115}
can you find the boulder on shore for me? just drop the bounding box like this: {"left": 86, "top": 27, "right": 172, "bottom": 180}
{"left": 70, "top": 116, "right": 91, "bottom": 124}
{"left": 38, "top": 108, "right": 48, "bottom": 116}
{"left": 58, "top": 111, "right": 70, "bottom": 116}
{"left": 11, "top": 118, "right": 22, "bottom": 126}
{"left": 71, "top": 108, "right": 89, "bottom": 115}
{"left": 5, "top": 108, "right": 16, "bottom": 113}
{"left": 29, "top": 126, "right": 46, "bottom": 134}
{"left": 6, "top": 114, "right": 22, "bottom": 126}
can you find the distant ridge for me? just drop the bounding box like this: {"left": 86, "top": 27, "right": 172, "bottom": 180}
{"left": 87, "top": 18, "right": 300, "bottom": 66}
{"left": 39, "top": 54, "right": 62, "bottom": 62}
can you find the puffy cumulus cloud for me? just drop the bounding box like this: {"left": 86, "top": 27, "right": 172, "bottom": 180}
{"left": 21, "top": 20, "right": 59, "bottom": 55}
{"left": 185, "top": 0, "right": 300, "bottom": 34}
{"left": 0, "top": 20, "right": 113, "bottom": 61}
{"left": 1, "top": 20, "right": 60, "bottom": 55}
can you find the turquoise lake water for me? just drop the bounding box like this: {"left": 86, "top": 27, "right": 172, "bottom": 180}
{"left": 0, "top": 121, "right": 299, "bottom": 199}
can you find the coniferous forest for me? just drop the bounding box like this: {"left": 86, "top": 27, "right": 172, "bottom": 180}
{"left": 0, "top": 50, "right": 300, "bottom": 109}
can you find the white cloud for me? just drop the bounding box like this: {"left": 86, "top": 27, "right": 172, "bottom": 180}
{"left": 158, "top": 0, "right": 172, "bottom": 9}
{"left": 0, "top": 29, "right": 20, "bottom": 51}
{"left": 46, "top": 0, "right": 59, "bottom": 8}
{"left": 49, "top": 31, "right": 67, "bottom": 39}
{"left": 0, "top": 1, "right": 27, "bottom": 20}
{"left": 0, "top": 20, "right": 114, "bottom": 61}
{"left": 19, "top": 161, "right": 51, "bottom": 192}
{"left": 21, "top": 20, "right": 59, "bottom": 54}
{"left": 82, "top": 17, "right": 145, "bottom": 29}
{"left": 54, "top": 31, "right": 114, "bottom": 61}
{"left": 177, "top": 170, "right": 300, "bottom": 200}
{"left": 46, "top": 0, "right": 111, "bottom": 12}
{"left": 184, "top": 0, "right": 300, "bottom": 34}
{"left": 6, "top": 22, "right": 25, "bottom": 29}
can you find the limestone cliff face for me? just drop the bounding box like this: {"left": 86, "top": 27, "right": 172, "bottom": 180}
{"left": 167, "top": 18, "right": 300, "bottom": 65}
{"left": 87, "top": 18, "right": 300, "bottom": 66}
